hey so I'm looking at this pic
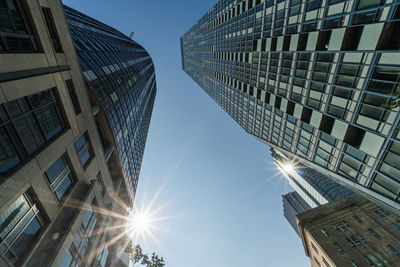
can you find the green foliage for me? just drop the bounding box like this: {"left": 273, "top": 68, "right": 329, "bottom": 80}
{"left": 381, "top": 87, "right": 400, "bottom": 131}
{"left": 125, "top": 241, "right": 165, "bottom": 267}
{"left": 381, "top": 87, "right": 400, "bottom": 110}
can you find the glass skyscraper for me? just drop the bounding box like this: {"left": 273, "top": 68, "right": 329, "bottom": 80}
{"left": 282, "top": 191, "right": 311, "bottom": 236}
{"left": 65, "top": 6, "right": 157, "bottom": 202}
{"left": 181, "top": 0, "right": 400, "bottom": 209}
{"left": 272, "top": 148, "right": 354, "bottom": 207}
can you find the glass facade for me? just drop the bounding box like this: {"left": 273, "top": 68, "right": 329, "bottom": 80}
{"left": 272, "top": 148, "right": 354, "bottom": 208}
{"left": 64, "top": 6, "right": 157, "bottom": 201}
{"left": 181, "top": 0, "right": 400, "bottom": 208}
{"left": 282, "top": 191, "right": 311, "bottom": 236}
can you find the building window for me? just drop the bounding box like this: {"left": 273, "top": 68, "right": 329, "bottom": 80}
{"left": 349, "top": 260, "right": 357, "bottom": 267}
{"left": 0, "top": 0, "right": 37, "bottom": 52}
{"left": 41, "top": 7, "right": 62, "bottom": 53}
{"left": 322, "top": 257, "right": 330, "bottom": 267}
{"left": 75, "top": 133, "right": 93, "bottom": 167}
{"left": 96, "top": 172, "right": 107, "bottom": 196}
{"left": 387, "top": 245, "right": 400, "bottom": 258}
{"left": 353, "top": 215, "right": 364, "bottom": 224}
{"left": 66, "top": 80, "right": 81, "bottom": 114}
{"left": 96, "top": 244, "right": 109, "bottom": 267}
{"left": 332, "top": 221, "right": 351, "bottom": 232}
{"left": 333, "top": 242, "right": 344, "bottom": 253}
{"left": 391, "top": 221, "right": 400, "bottom": 231}
{"left": 314, "top": 257, "right": 321, "bottom": 267}
{"left": 321, "top": 228, "right": 329, "bottom": 237}
{"left": 346, "top": 234, "right": 366, "bottom": 247}
{"left": 45, "top": 154, "right": 75, "bottom": 201}
{"left": 311, "top": 242, "right": 319, "bottom": 254}
{"left": 0, "top": 190, "right": 46, "bottom": 265}
{"left": 356, "top": 0, "right": 382, "bottom": 10}
{"left": 0, "top": 88, "right": 65, "bottom": 176}
{"left": 375, "top": 208, "right": 390, "bottom": 218}
{"left": 368, "top": 229, "right": 381, "bottom": 239}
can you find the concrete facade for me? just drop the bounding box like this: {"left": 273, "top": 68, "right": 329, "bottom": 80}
{"left": 297, "top": 195, "right": 400, "bottom": 267}
{"left": 0, "top": 1, "right": 133, "bottom": 266}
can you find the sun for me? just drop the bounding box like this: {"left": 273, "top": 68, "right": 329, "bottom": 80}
{"left": 126, "top": 211, "right": 152, "bottom": 235}
{"left": 282, "top": 163, "right": 294, "bottom": 173}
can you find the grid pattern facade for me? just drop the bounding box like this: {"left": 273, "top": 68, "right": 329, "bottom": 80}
{"left": 181, "top": 0, "right": 400, "bottom": 209}
{"left": 283, "top": 191, "right": 312, "bottom": 236}
{"left": 65, "top": 6, "right": 157, "bottom": 199}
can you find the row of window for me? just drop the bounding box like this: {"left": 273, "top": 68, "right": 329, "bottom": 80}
{"left": 0, "top": 0, "right": 62, "bottom": 53}
{"left": 0, "top": 146, "right": 102, "bottom": 266}
{"left": 0, "top": 81, "right": 83, "bottom": 178}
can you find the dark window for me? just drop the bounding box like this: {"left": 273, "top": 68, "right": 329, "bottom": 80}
{"left": 75, "top": 133, "right": 93, "bottom": 167}
{"left": 0, "top": 190, "right": 47, "bottom": 265}
{"left": 66, "top": 80, "right": 81, "bottom": 114}
{"left": 307, "top": 0, "right": 321, "bottom": 11}
{"left": 41, "top": 7, "right": 62, "bottom": 53}
{"left": 264, "top": 92, "right": 271, "bottom": 103}
{"left": 387, "top": 245, "right": 400, "bottom": 258}
{"left": 286, "top": 101, "right": 295, "bottom": 115}
{"left": 271, "top": 37, "right": 277, "bottom": 51}
{"left": 45, "top": 154, "right": 74, "bottom": 201}
{"left": 274, "top": 96, "right": 282, "bottom": 109}
{"left": 368, "top": 228, "right": 381, "bottom": 239}
{"left": 324, "top": 17, "right": 344, "bottom": 29}
{"left": 353, "top": 9, "right": 382, "bottom": 25}
{"left": 316, "top": 30, "right": 332, "bottom": 50}
{"left": 0, "top": 0, "right": 37, "bottom": 52}
{"left": 283, "top": 36, "right": 290, "bottom": 51}
{"left": 353, "top": 215, "right": 364, "bottom": 224}
{"left": 376, "top": 22, "right": 400, "bottom": 50}
{"left": 298, "top": 34, "right": 308, "bottom": 51}
{"left": 357, "top": 0, "right": 382, "bottom": 10}
{"left": 341, "top": 26, "right": 363, "bottom": 50}
{"left": 301, "top": 107, "right": 312, "bottom": 124}
{"left": 0, "top": 88, "right": 64, "bottom": 176}
{"left": 319, "top": 115, "right": 335, "bottom": 134}
{"left": 344, "top": 125, "right": 366, "bottom": 148}
{"left": 303, "top": 22, "right": 318, "bottom": 32}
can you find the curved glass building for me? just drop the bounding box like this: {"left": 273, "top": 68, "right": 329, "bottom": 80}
{"left": 65, "top": 6, "right": 157, "bottom": 202}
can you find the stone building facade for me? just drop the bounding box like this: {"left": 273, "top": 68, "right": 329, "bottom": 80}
{"left": 297, "top": 195, "right": 400, "bottom": 267}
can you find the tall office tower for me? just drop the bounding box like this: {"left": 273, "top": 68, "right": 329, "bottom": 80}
{"left": 181, "top": 0, "right": 400, "bottom": 210}
{"left": 272, "top": 148, "right": 354, "bottom": 208}
{"left": 297, "top": 195, "right": 400, "bottom": 267}
{"left": 0, "top": 1, "right": 155, "bottom": 266}
{"left": 282, "top": 192, "right": 312, "bottom": 236}
{"left": 65, "top": 6, "right": 157, "bottom": 202}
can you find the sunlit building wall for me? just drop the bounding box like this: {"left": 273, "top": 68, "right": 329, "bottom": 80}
{"left": 181, "top": 0, "right": 400, "bottom": 209}
{"left": 0, "top": 1, "right": 154, "bottom": 266}
{"left": 297, "top": 195, "right": 400, "bottom": 267}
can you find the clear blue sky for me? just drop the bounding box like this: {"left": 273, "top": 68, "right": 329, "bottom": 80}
{"left": 63, "top": 1, "right": 309, "bottom": 266}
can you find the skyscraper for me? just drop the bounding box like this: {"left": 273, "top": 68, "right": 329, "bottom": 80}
{"left": 181, "top": 0, "right": 400, "bottom": 209}
{"left": 282, "top": 192, "right": 311, "bottom": 236}
{"left": 297, "top": 195, "right": 400, "bottom": 267}
{"left": 65, "top": 6, "right": 157, "bottom": 202}
{"left": 272, "top": 148, "right": 354, "bottom": 208}
{"left": 0, "top": 1, "right": 155, "bottom": 266}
